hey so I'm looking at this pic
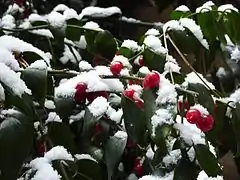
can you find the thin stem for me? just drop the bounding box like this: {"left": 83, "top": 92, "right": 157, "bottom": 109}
{"left": 100, "top": 75, "right": 143, "bottom": 81}
{"left": 119, "top": 17, "right": 163, "bottom": 28}
{"left": 129, "top": 50, "right": 144, "bottom": 61}
{"left": 167, "top": 35, "right": 221, "bottom": 98}
{"left": 1, "top": 25, "right": 49, "bottom": 32}
{"left": 163, "top": 31, "right": 175, "bottom": 84}
{"left": 175, "top": 85, "right": 199, "bottom": 97}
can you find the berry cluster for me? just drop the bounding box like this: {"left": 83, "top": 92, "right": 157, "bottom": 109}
{"left": 185, "top": 107, "right": 214, "bottom": 132}
{"left": 74, "top": 82, "right": 108, "bottom": 104}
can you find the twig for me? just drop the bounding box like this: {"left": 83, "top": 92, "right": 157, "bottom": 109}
{"left": 167, "top": 35, "right": 221, "bottom": 98}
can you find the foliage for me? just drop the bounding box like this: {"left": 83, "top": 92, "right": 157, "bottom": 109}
{"left": 0, "top": 1, "right": 240, "bottom": 180}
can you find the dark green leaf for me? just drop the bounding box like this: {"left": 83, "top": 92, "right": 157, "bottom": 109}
{"left": 0, "top": 113, "right": 34, "bottom": 180}
{"left": 21, "top": 68, "right": 47, "bottom": 105}
{"left": 194, "top": 144, "right": 222, "bottom": 177}
{"left": 153, "top": 124, "right": 172, "bottom": 147}
{"left": 66, "top": 19, "right": 84, "bottom": 41}
{"left": 142, "top": 89, "right": 157, "bottom": 131}
{"left": 188, "top": 83, "right": 215, "bottom": 114}
{"left": 173, "top": 158, "right": 199, "bottom": 180}
{"left": 104, "top": 133, "right": 127, "bottom": 180}
{"left": 165, "top": 72, "right": 185, "bottom": 85}
{"left": 232, "top": 103, "right": 240, "bottom": 157}
{"left": 76, "top": 158, "right": 102, "bottom": 180}
{"left": 47, "top": 122, "right": 76, "bottom": 153}
{"left": 94, "top": 30, "right": 117, "bottom": 59}
{"left": 54, "top": 96, "right": 75, "bottom": 119}
{"left": 118, "top": 47, "right": 133, "bottom": 58}
{"left": 143, "top": 47, "right": 166, "bottom": 73}
{"left": 171, "top": 10, "right": 191, "bottom": 20}
{"left": 121, "top": 96, "right": 147, "bottom": 145}
{"left": 152, "top": 148, "right": 168, "bottom": 167}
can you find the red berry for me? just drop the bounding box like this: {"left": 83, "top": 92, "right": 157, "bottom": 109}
{"left": 185, "top": 109, "right": 202, "bottom": 124}
{"left": 133, "top": 158, "right": 143, "bottom": 177}
{"left": 74, "top": 82, "right": 87, "bottom": 104}
{"left": 124, "top": 88, "right": 135, "bottom": 100}
{"left": 196, "top": 115, "right": 214, "bottom": 132}
{"left": 135, "top": 99, "right": 144, "bottom": 109}
{"left": 110, "top": 61, "right": 123, "bottom": 76}
{"left": 126, "top": 138, "right": 136, "bottom": 148}
{"left": 87, "top": 91, "right": 109, "bottom": 102}
{"left": 36, "top": 140, "right": 46, "bottom": 157}
{"left": 138, "top": 56, "right": 144, "bottom": 66}
{"left": 143, "top": 71, "right": 160, "bottom": 89}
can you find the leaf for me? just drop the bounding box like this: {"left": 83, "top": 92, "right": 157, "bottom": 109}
{"left": 52, "top": 160, "right": 78, "bottom": 179}
{"left": 94, "top": 30, "right": 117, "bottom": 59}
{"left": 81, "top": 108, "right": 101, "bottom": 139}
{"left": 173, "top": 158, "right": 199, "bottom": 180}
{"left": 206, "top": 101, "right": 226, "bottom": 146}
{"left": 171, "top": 10, "right": 191, "bottom": 20}
{"left": 0, "top": 112, "right": 34, "bottom": 180}
{"left": 153, "top": 124, "right": 172, "bottom": 147}
{"left": 104, "top": 134, "right": 127, "bottom": 180}
{"left": 188, "top": 83, "right": 215, "bottom": 114}
{"left": 118, "top": 47, "right": 133, "bottom": 58}
{"left": 142, "top": 89, "right": 157, "bottom": 131}
{"left": 22, "top": 51, "right": 45, "bottom": 64}
{"left": 152, "top": 148, "right": 168, "bottom": 167}
{"left": 194, "top": 144, "right": 222, "bottom": 177}
{"left": 65, "top": 19, "right": 84, "bottom": 41}
{"left": 47, "top": 122, "right": 76, "bottom": 153}
{"left": 76, "top": 158, "right": 102, "bottom": 180}
{"left": 121, "top": 96, "right": 147, "bottom": 146}
{"left": 49, "top": 27, "right": 65, "bottom": 60}
{"left": 54, "top": 96, "right": 75, "bottom": 119}
{"left": 232, "top": 103, "right": 240, "bottom": 157}
{"left": 143, "top": 47, "right": 166, "bottom": 73}
{"left": 21, "top": 68, "right": 47, "bottom": 105}
{"left": 165, "top": 72, "right": 185, "bottom": 85}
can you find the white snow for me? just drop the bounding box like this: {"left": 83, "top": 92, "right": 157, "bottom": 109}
{"left": 114, "top": 131, "right": 128, "bottom": 139}
{"left": 162, "top": 149, "right": 181, "bottom": 166}
{"left": 174, "top": 115, "right": 205, "bottom": 145}
{"left": 28, "top": 13, "right": 46, "bottom": 23}
{"left": 30, "top": 157, "right": 61, "bottom": 180}
{"left": 145, "top": 28, "right": 160, "bottom": 36}
{"left": 143, "top": 35, "right": 167, "bottom": 55}
{"left": 64, "top": 8, "right": 79, "bottom": 20}
{"left": 139, "top": 66, "right": 150, "bottom": 74}
{"left": 29, "top": 60, "right": 48, "bottom": 69}
{"left": 0, "top": 83, "right": 5, "bottom": 101}
{"left": 5, "top": 3, "right": 23, "bottom": 15}
{"left": 121, "top": 40, "right": 140, "bottom": 52}
{"left": 197, "top": 170, "right": 223, "bottom": 180}
{"left": 44, "top": 100, "right": 55, "bottom": 109}
{"left": 179, "top": 18, "right": 209, "bottom": 49}
{"left": 139, "top": 172, "right": 173, "bottom": 180}
{"left": 69, "top": 111, "right": 85, "bottom": 123}
{"left": 156, "top": 75, "right": 177, "bottom": 105}
{"left": 53, "top": 4, "right": 69, "bottom": 12}
{"left": 75, "top": 154, "right": 97, "bottom": 162}
{"left": 47, "top": 11, "right": 66, "bottom": 29}
{"left": 1, "top": 15, "right": 16, "bottom": 32}
{"left": 175, "top": 5, "right": 190, "bottom": 12}
{"left": 44, "top": 146, "right": 74, "bottom": 162}
{"left": 79, "top": 60, "right": 93, "bottom": 71}
{"left": 216, "top": 67, "right": 227, "bottom": 79}
{"left": 88, "top": 96, "right": 109, "bottom": 117}
{"left": 218, "top": 4, "right": 238, "bottom": 13}
{"left": 191, "top": 104, "right": 209, "bottom": 116}
{"left": 151, "top": 109, "right": 174, "bottom": 136}
{"left": 228, "top": 88, "right": 240, "bottom": 103}
{"left": 183, "top": 72, "right": 215, "bottom": 90}
{"left": 76, "top": 36, "right": 87, "bottom": 49}
{"left": 121, "top": 16, "right": 141, "bottom": 24}
{"left": 59, "top": 45, "right": 82, "bottom": 64}
{"left": 30, "top": 29, "right": 54, "bottom": 38}
{"left": 83, "top": 21, "right": 103, "bottom": 31}
{"left": 0, "top": 48, "right": 20, "bottom": 71}
{"left": 146, "top": 147, "right": 154, "bottom": 160}
{"left": 163, "top": 20, "right": 185, "bottom": 32}
{"left": 196, "top": 1, "right": 215, "bottom": 13}
{"left": 45, "top": 112, "right": 62, "bottom": 124}
{"left": 111, "top": 55, "right": 132, "bottom": 69}
{"left": 0, "top": 63, "right": 31, "bottom": 97}
{"left": 79, "top": 6, "right": 121, "bottom": 19}
{"left": 0, "top": 35, "right": 49, "bottom": 61}
{"left": 164, "top": 55, "right": 181, "bottom": 73}
{"left": 109, "top": 109, "right": 123, "bottom": 123}
{"left": 231, "top": 47, "right": 240, "bottom": 62}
